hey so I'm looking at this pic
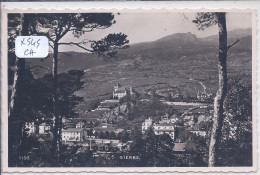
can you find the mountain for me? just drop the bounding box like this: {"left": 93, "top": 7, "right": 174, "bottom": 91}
{"left": 155, "top": 32, "right": 198, "bottom": 43}
{"left": 200, "top": 28, "right": 252, "bottom": 43}
{"left": 26, "top": 51, "right": 109, "bottom": 78}
{"left": 27, "top": 28, "right": 252, "bottom": 79}
{"left": 127, "top": 32, "right": 199, "bottom": 52}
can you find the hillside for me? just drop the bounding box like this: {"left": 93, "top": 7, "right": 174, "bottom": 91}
{"left": 26, "top": 28, "right": 252, "bottom": 114}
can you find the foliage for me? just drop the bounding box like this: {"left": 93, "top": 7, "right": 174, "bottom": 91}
{"left": 217, "top": 76, "right": 252, "bottom": 166}
{"left": 8, "top": 69, "right": 85, "bottom": 166}
{"left": 30, "top": 13, "right": 129, "bottom": 58}
{"left": 8, "top": 69, "right": 36, "bottom": 166}
{"left": 29, "top": 70, "right": 85, "bottom": 120}
{"left": 193, "top": 13, "right": 218, "bottom": 30}
{"left": 130, "top": 128, "right": 176, "bottom": 167}
{"left": 185, "top": 135, "right": 209, "bottom": 167}
{"left": 126, "top": 100, "right": 176, "bottom": 122}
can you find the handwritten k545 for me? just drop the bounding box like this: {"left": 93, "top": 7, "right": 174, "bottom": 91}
{"left": 15, "top": 36, "right": 49, "bottom": 58}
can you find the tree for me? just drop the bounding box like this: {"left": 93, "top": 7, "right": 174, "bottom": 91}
{"left": 29, "top": 13, "right": 129, "bottom": 165}
{"left": 99, "top": 132, "right": 104, "bottom": 139}
{"left": 110, "top": 132, "right": 116, "bottom": 139}
{"left": 193, "top": 12, "right": 239, "bottom": 166}
{"left": 104, "top": 131, "right": 110, "bottom": 139}
{"left": 8, "top": 14, "right": 31, "bottom": 116}
{"left": 8, "top": 14, "right": 33, "bottom": 166}
{"left": 8, "top": 68, "right": 85, "bottom": 167}
{"left": 130, "top": 128, "right": 175, "bottom": 167}
{"left": 121, "top": 130, "right": 130, "bottom": 143}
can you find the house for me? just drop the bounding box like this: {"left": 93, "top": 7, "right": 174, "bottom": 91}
{"left": 62, "top": 117, "right": 73, "bottom": 123}
{"left": 153, "top": 122, "right": 175, "bottom": 140}
{"left": 117, "top": 142, "right": 130, "bottom": 151}
{"left": 114, "top": 128, "right": 124, "bottom": 135}
{"left": 160, "top": 115, "right": 171, "bottom": 123}
{"left": 25, "top": 122, "right": 37, "bottom": 135}
{"left": 141, "top": 117, "right": 153, "bottom": 134}
{"left": 64, "top": 122, "right": 76, "bottom": 129}
{"left": 170, "top": 115, "right": 179, "bottom": 123}
{"left": 173, "top": 142, "right": 187, "bottom": 152}
{"left": 183, "top": 115, "right": 194, "bottom": 127}
{"left": 94, "top": 123, "right": 116, "bottom": 133}
{"left": 95, "top": 139, "right": 120, "bottom": 144}
{"left": 39, "top": 122, "right": 52, "bottom": 135}
{"left": 62, "top": 128, "right": 88, "bottom": 142}
{"left": 186, "top": 124, "right": 207, "bottom": 137}
{"left": 197, "top": 91, "right": 212, "bottom": 102}
{"left": 76, "top": 121, "right": 85, "bottom": 128}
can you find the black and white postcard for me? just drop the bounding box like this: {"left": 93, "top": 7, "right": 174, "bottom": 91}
{"left": 1, "top": 6, "right": 257, "bottom": 173}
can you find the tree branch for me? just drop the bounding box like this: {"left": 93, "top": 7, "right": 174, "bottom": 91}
{"left": 227, "top": 39, "right": 239, "bottom": 51}
{"left": 29, "top": 65, "right": 50, "bottom": 71}
{"left": 49, "top": 43, "right": 54, "bottom": 49}
{"left": 32, "top": 22, "right": 55, "bottom": 43}
{"left": 58, "top": 42, "right": 93, "bottom": 53}
{"left": 182, "top": 13, "right": 189, "bottom": 24}
{"left": 59, "top": 23, "right": 72, "bottom": 39}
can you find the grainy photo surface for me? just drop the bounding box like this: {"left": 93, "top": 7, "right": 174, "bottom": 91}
{"left": 2, "top": 9, "right": 256, "bottom": 172}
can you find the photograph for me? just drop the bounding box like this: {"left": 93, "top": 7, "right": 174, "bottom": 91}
{"left": 3, "top": 9, "right": 256, "bottom": 171}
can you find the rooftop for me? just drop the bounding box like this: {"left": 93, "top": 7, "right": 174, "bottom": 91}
{"left": 94, "top": 125, "right": 115, "bottom": 133}
{"left": 154, "top": 122, "right": 174, "bottom": 127}
{"left": 100, "top": 100, "right": 119, "bottom": 104}
{"left": 62, "top": 128, "right": 85, "bottom": 132}
{"left": 154, "top": 129, "right": 174, "bottom": 132}
{"left": 173, "top": 142, "right": 187, "bottom": 152}
{"left": 186, "top": 124, "right": 206, "bottom": 131}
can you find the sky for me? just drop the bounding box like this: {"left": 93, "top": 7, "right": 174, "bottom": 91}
{"left": 59, "top": 12, "right": 252, "bottom": 52}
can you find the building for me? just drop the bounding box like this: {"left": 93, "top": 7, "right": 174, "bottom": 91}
{"left": 64, "top": 122, "right": 76, "bottom": 129}
{"left": 173, "top": 142, "right": 187, "bottom": 152}
{"left": 114, "top": 128, "right": 124, "bottom": 135}
{"left": 25, "top": 122, "right": 37, "bottom": 135}
{"left": 170, "top": 115, "right": 179, "bottom": 123}
{"left": 141, "top": 117, "right": 153, "bottom": 134}
{"left": 153, "top": 122, "right": 175, "bottom": 140}
{"left": 39, "top": 122, "right": 52, "bottom": 135}
{"left": 197, "top": 91, "right": 212, "bottom": 102}
{"left": 113, "top": 82, "right": 136, "bottom": 99}
{"left": 186, "top": 125, "right": 207, "bottom": 137}
{"left": 183, "top": 115, "right": 194, "bottom": 127}
{"left": 113, "top": 82, "right": 127, "bottom": 99}
{"left": 62, "top": 128, "right": 88, "bottom": 142}
{"left": 76, "top": 121, "right": 85, "bottom": 128}
{"left": 94, "top": 123, "right": 119, "bottom": 134}
{"left": 160, "top": 115, "right": 171, "bottom": 123}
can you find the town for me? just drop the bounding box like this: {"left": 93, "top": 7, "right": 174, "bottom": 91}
{"left": 25, "top": 82, "right": 213, "bottom": 159}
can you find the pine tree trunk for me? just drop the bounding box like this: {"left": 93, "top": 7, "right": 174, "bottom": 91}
{"left": 8, "top": 14, "right": 25, "bottom": 117}
{"left": 8, "top": 57, "right": 22, "bottom": 117}
{"left": 208, "top": 12, "right": 228, "bottom": 167}
{"left": 51, "top": 42, "right": 61, "bottom": 166}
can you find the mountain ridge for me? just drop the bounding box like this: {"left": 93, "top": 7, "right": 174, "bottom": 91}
{"left": 28, "top": 28, "right": 252, "bottom": 78}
